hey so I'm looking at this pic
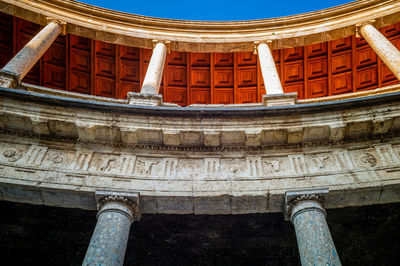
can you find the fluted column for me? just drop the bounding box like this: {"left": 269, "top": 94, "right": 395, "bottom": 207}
{"left": 141, "top": 40, "right": 169, "bottom": 94}
{"left": 359, "top": 22, "right": 400, "bottom": 80}
{"left": 255, "top": 41, "right": 284, "bottom": 95}
{"left": 285, "top": 190, "right": 341, "bottom": 266}
{"left": 2, "top": 18, "right": 65, "bottom": 80}
{"left": 83, "top": 191, "right": 140, "bottom": 266}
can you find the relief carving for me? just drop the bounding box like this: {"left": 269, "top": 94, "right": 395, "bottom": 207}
{"left": 70, "top": 151, "right": 93, "bottom": 171}
{"left": 50, "top": 154, "right": 63, "bottom": 164}
{"left": 288, "top": 154, "right": 307, "bottom": 174}
{"left": 359, "top": 153, "right": 377, "bottom": 167}
{"left": 98, "top": 156, "right": 118, "bottom": 173}
{"left": 204, "top": 158, "right": 220, "bottom": 178}
{"left": 119, "top": 155, "right": 137, "bottom": 175}
{"left": 136, "top": 159, "right": 159, "bottom": 177}
{"left": 333, "top": 150, "right": 354, "bottom": 170}
{"left": 246, "top": 156, "right": 263, "bottom": 177}
{"left": 311, "top": 155, "right": 329, "bottom": 169}
{"left": 3, "top": 148, "right": 23, "bottom": 162}
{"left": 263, "top": 160, "right": 280, "bottom": 174}
{"left": 375, "top": 144, "right": 400, "bottom": 166}
{"left": 163, "top": 158, "right": 178, "bottom": 178}
{"left": 20, "top": 145, "right": 48, "bottom": 166}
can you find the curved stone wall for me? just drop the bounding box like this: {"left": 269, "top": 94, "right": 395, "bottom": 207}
{"left": 1, "top": 85, "right": 400, "bottom": 214}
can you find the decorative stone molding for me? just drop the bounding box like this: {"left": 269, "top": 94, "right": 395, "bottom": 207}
{"left": 46, "top": 17, "right": 67, "bottom": 35}
{"left": 95, "top": 190, "right": 141, "bottom": 221}
{"left": 284, "top": 189, "right": 328, "bottom": 221}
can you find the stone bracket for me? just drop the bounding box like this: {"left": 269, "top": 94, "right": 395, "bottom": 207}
{"left": 262, "top": 92, "right": 297, "bottom": 106}
{"left": 0, "top": 69, "right": 20, "bottom": 88}
{"left": 284, "top": 188, "right": 329, "bottom": 221}
{"left": 95, "top": 190, "right": 141, "bottom": 221}
{"left": 128, "top": 92, "right": 163, "bottom": 106}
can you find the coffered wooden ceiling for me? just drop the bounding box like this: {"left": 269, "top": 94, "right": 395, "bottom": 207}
{"left": 1, "top": 12, "right": 399, "bottom": 106}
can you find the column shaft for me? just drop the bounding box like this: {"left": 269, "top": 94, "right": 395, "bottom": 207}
{"left": 360, "top": 23, "right": 400, "bottom": 80}
{"left": 83, "top": 202, "right": 133, "bottom": 266}
{"left": 2, "top": 21, "right": 62, "bottom": 79}
{"left": 291, "top": 200, "right": 341, "bottom": 266}
{"left": 257, "top": 42, "right": 284, "bottom": 94}
{"left": 141, "top": 42, "right": 167, "bottom": 94}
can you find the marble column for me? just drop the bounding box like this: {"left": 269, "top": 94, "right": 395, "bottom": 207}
{"left": 141, "top": 40, "right": 168, "bottom": 94}
{"left": 359, "top": 22, "right": 400, "bottom": 80}
{"left": 285, "top": 190, "right": 341, "bottom": 266}
{"left": 83, "top": 191, "right": 140, "bottom": 266}
{"left": 2, "top": 19, "right": 65, "bottom": 80}
{"left": 255, "top": 41, "right": 284, "bottom": 94}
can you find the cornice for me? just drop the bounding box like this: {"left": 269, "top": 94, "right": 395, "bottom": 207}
{"left": 0, "top": 0, "right": 399, "bottom": 52}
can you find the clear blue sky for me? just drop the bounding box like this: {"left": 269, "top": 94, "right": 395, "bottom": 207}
{"left": 80, "top": 0, "right": 352, "bottom": 21}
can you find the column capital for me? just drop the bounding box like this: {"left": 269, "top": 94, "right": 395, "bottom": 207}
{"left": 95, "top": 190, "right": 141, "bottom": 221}
{"left": 152, "top": 39, "right": 171, "bottom": 53}
{"left": 355, "top": 19, "right": 376, "bottom": 37}
{"left": 284, "top": 188, "right": 328, "bottom": 221}
{"left": 253, "top": 40, "right": 272, "bottom": 54}
{"left": 46, "top": 17, "right": 67, "bottom": 35}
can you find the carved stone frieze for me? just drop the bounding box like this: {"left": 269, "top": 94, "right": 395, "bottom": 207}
{"left": 2, "top": 140, "right": 400, "bottom": 183}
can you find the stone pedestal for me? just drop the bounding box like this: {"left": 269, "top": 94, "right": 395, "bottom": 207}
{"left": 83, "top": 191, "right": 140, "bottom": 266}
{"left": 285, "top": 190, "right": 341, "bottom": 266}
{"left": 128, "top": 91, "right": 163, "bottom": 106}
{"left": 141, "top": 41, "right": 168, "bottom": 94}
{"left": 0, "top": 69, "right": 20, "bottom": 88}
{"left": 359, "top": 22, "right": 400, "bottom": 80}
{"left": 256, "top": 41, "right": 284, "bottom": 95}
{"left": 262, "top": 92, "right": 297, "bottom": 106}
{"left": 2, "top": 19, "right": 64, "bottom": 80}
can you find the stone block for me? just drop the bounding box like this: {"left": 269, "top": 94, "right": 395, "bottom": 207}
{"left": 329, "top": 122, "right": 345, "bottom": 141}
{"left": 137, "top": 129, "right": 163, "bottom": 144}
{"left": 48, "top": 120, "right": 78, "bottom": 138}
{"left": 287, "top": 127, "right": 303, "bottom": 144}
{"left": 231, "top": 195, "right": 268, "bottom": 214}
{"left": 204, "top": 132, "right": 220, "bottom": 146}
{"left": 261, "top": 129, "right": 287, "bottom": 144}
{"left": 157, "top": 196, "right": 193, "bottom": 214}
{"left": 180, "top": 131, "right": 203, "bottom": 146}
{"left": 194, "top": 196, "right": 230, "bottom": 214}
{"left": 262, "top": 93, "right": 297, "bottom": 106}
{"left": 220, "top": 131, "right": 245, "bottom": 146}
{"left": 163, "top": 130, "right": 180, "bottom": 146}
{"left": 128, "top": 92, "right": 163, "bottom": 106}
{"left": 303, "top": 126, "right": 330, "bottom": 142}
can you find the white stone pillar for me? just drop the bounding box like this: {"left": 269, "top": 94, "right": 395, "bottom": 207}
{"left": 83, "top": 191, "right": 140, "bottom": 266}
{"left": 2, "top": 19, "right": 65, "bottom": 80}
{"left": 285, "top": 190, "right": 341, "bottom": 266}
{"left": 255, "top": 41, "right": 284, "bottom": 95}
{"left": 359, "top": 22, "right": 400, "bottom": 80}
{"left": 141, "top": 40, "right": 168, "bottom": 94}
